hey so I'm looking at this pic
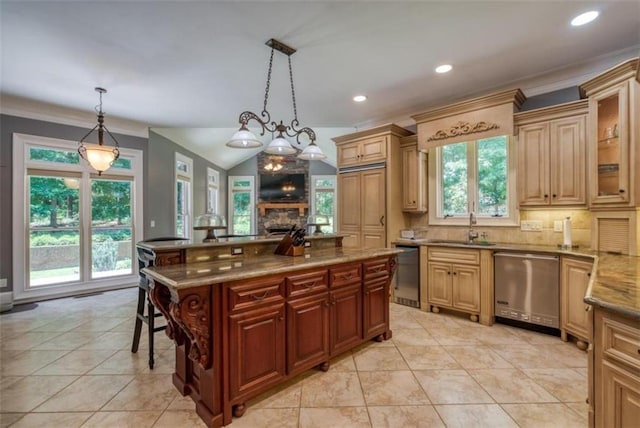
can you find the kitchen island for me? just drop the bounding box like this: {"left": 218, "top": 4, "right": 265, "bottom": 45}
{"left": 142, "top": 246, "right": 401, "bottom": 428}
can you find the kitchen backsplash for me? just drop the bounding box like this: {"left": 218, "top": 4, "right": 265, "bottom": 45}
{"left": 408, "top": 209, "right": 592, "bottom": 248}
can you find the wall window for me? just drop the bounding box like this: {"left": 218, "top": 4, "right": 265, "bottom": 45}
{"left": 12, "top": 133, "right": 143, "bottom": 301}
{"left": 175, "top": 153, "right": 193, "bottom": 238}
{"left": 429, "top": 135, "right": 518, "bottom": 226}
{"left": 207, "top": 167, "right": 220, "bottom": 214}
{"left": 228, "top": 176, "right": 255, "bottom": 235}
{"left": 310, "top": 175, "right": 336, "bottom": 233}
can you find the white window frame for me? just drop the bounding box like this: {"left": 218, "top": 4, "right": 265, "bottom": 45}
{"left": 12, "top": 133, "right": 143, "bottom": 303}
{"left": 207, "top": 167, "right": 220, "bottom": 214}
{"left": 227, "top": 176, "right": 255, "bottom": 235}
{"left": 175, "top": 152, "right": 193, "bottom": 238}
{"left": 310, "top": 175, "right": 337, "bottom": 233}
{"left": 428, "top": 136, "right": 519, "bottom": 226}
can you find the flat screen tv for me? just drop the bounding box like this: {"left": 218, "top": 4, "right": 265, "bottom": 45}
{"left": 259, "top": 173, "right": 305, "bottom": 202}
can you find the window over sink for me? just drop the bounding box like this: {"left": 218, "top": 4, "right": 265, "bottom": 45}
{"left": 429, "top": 135, "right": 518, "bottom": 226}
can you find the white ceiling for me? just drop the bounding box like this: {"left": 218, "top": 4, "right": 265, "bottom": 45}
{"left": 1, "top": 1, "right": 639, "bottom": 169}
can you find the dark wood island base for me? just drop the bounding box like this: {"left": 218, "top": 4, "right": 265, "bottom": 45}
{"left": 145, "top": 250, "right": 398, "bottom": 427}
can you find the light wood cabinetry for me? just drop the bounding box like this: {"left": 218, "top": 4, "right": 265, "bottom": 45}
{"left": 426, "top": 247, "right": 480, "bottom": 322}
{"left": 592, "top": 308, "right": 640, "bottom": 428}
{"left": 580, "top": 58, "right": 639, "bottom": 207}
{"left": 400, "top": 136, "right": 427, "bottom": 212}
{"left": 333, "top": 124, "right": 413, "bottom": 248}
{"left": 515, "top": 101, "right": 588, "bottom": 207}
{"left": 560, "top": 256, "right": 593, "bottom": 349}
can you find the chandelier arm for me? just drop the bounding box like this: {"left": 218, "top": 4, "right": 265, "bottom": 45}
{"left": 238, "top": 111, "right": 277, "bottom": 135}
{"left": 101, "top": 125, "right": 121, "bottom": 149}
{"left": 79, "top": 123, "right": 100, "bottom": 144}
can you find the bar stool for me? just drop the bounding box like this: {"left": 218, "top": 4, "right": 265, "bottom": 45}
{"left": 132, "top": 237, "right": 186, "bottom": 369}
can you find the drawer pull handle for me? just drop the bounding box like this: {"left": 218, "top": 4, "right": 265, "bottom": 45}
{"left": 250, "top": 291, "right": 269, "bottom": 301}
{"left": 341, "top": 273, "right": 353, "bottom": 280}
{"left": 302, "top": 280, "right": 318, "bottom": 289}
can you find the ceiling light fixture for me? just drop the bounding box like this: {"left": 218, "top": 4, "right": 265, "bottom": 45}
{"left": 571, "top": 11, "right": 599, "bottom": 26}
{"left": 78, "top": 87, "right": 120, "bottom": 175}
{"left": 264, "top": 156, "right": 284, "bottom": 172}
{"left": 435, "top": 64, "right": 453, "bottom": 74}
{"left": 353, "top": 95, "right": 367, "bottom": 102}
{"left": 226, "top": 39, "right": 326, "bottom": 161}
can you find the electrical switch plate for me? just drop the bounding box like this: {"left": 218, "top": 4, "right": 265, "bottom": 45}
{"left": 0, "top": 279, "right": 6, "bottom": 288}
{"left": 520, "top": 220, "right": 543, "bottom": 231}
{"left": 554, "top": 220, "right": 563, "bottom": 232}
{"left": 150, "top": 220, "right": 155, "bottom": 228}
{"left": 231, "top": 247, "right": 243, "bottom": 255}
{"left": 304, "top": 241, "right": 312, "bottom": 248}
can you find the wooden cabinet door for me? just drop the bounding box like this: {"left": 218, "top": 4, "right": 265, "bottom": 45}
{"left": 360, "top": 169, "right": 386, "bottom": 230}
{"left": 401, "top": 145, "right": 418, "bottom": 211}
{"left": 451, "top": 264, "right": 480, "bottom": 313}
{"left": 287, "top": 293, "right": 330, "bottom": 376}
{"left": 359, "top": 136, "right": 388, "bottom": 164}
{"left": 550, "top": 116, "right": 586, "bottom": 205}
{"left": 330, "top": 283, "right": 363, "bottom": 355}
{"left": 337, "top": 141, "right": 361, "bottom": 167}
{"left": 361, "top": 228, "right": 386, "bottom": 249}
{"left": 561, "top": 257, "right": 592, "bottom": 342}
{"left": 228, "top": 303, "right": 286, "bottom": 400}
{"left": 518, "top": 122, "right": 550, "bottom": 206}
{"left": 601, "top": 360, "right": 640, "bottom": 428}
{"left": 427, "top": 262, "right": 453, "bottom": 308}
{"left": 363, "top": 277, "right": 389, "bottom": 339}
{"left": 338, "top": 172, "right": 361, "bottom": 231}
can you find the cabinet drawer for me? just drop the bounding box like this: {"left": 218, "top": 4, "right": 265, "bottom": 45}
{"left": 227, "top": 277, "right": 285, "bottom": 312}
{"left": 330, "top": 264, "right": 362, "bottom": 288}
{"left": 363, "top": 258, "right": 389, "bottom": 279}
{"left": 286, "top": 270, "right": 329, "bottom": 298}
{"left": 427, "top": 247, "right": 480, "bottom": 265}
{"left": 602, "top": 315, "right": 640, "bottom": 370}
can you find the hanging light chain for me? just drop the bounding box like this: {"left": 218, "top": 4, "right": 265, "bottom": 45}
{"left": 288, "top": 55, "right": 298, "bottom": 124}
{"left": 262, "top": 47, "right": 275, "bottom": 115}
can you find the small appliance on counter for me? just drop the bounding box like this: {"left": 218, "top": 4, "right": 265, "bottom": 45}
{"left": 400, "top": 229, "right": 415, "bottom": 239}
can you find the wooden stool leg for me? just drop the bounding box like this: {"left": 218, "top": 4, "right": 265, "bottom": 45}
{"left": 131, "top": 287, "right": 145, "bottom": 353}
{"left": 147, "top": 294, "right": 155, "bottom": 369}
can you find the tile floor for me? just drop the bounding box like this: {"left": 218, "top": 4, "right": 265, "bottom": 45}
{"left": 0, "top": 288, "right": 588, "bottom": 427}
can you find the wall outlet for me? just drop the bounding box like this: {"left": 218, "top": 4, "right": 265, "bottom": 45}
{"left": 554, "top": 220, "right": 563, "bottom": 232}
{"left": 231, "top": 247, "right": 243, "bottom": 255}
{"left": 520, "top": 220, "right": 543, "bottom": 231}
{"left": 150, "top": 220, "right": 155, "bottom": 228}
{"left": 304, "top": 241, "right": 312, "bottom": 248}
{"left": 0, "top": 278, "right": 6, "bottom": 288}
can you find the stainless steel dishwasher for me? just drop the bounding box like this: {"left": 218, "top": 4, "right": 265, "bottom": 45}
{"left": 394, "top": 246, "right": 420, "bottom": 308}
{"left": 494, "top": 252, "right": 560, "bottom": 328}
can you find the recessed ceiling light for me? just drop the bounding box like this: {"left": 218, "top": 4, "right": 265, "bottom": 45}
{"left": 435, "top": 64, "right": 453, "bottom": 74}
{"left": 353, "top": 95, "right": 367, "bottom": 102}
{"left": 571, "top": 11, "right": 599, "bottom": 26}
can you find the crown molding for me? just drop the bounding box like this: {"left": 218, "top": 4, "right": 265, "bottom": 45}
{"left": 332, "top": 123, "right": 413, "bottom": 144}
{"left": 514, "top": 99, "right": 589, "bottom": 126}
{"left": 579, "top": 58, "right": 639, "bottom": 96}
{"left": 0, "top": 94, "right": 149, "bottom": 138}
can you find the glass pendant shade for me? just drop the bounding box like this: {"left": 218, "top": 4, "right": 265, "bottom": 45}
{"left": 226, "top": 128, "right": 262, "bottom": 148}
{"left": 81, "top": 143, "right": 119, "bottom": 173}
{"left": 265, "top": 136, "right": 296, "bottom": 155}
{"left": 298, "top": 142, "right": 326, "bottom": 160}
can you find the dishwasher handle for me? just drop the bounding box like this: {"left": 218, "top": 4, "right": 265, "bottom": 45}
{"left": 494, "top": 252, "right": 558, "bottom": 261}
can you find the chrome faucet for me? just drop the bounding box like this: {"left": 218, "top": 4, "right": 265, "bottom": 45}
{"left": 468, "top": 211, "right": 479, "bottom": 243}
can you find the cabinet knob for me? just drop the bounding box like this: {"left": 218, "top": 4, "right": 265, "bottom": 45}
{"left": 587, "top": 272, "right": 591, "bottom": 277}
{"left": 619, "top": 189, "right": 625, "bottom": 193}
{"left": 552, "top": 194, "right": 557, "bottom": 198}
{"left": 279, "top": 316, "right": 284, "bottom": 321}
{"left": 544, "top": 194, "right": 548, "bottom": 198}
{"left": 453, "top": 272, "right": 457, "bottom": 276}
{"left": 447, "top": 271, "right": 451, "bottom": 275}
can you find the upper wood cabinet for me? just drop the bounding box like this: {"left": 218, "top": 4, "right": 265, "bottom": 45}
{"left": 515, "top": 100, "right": 588, "bottom": 207}
{"left": 400, "top": 136, "right": 427, "bottom": 212}
{"left": 337, "top": 135, "right": 387, "bottom": 167}
{"left": 580, "top": 58, "right": 639, "bottom": 207}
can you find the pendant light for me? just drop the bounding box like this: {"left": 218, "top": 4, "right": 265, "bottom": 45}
{"left": 78, "top": 87, "right": 120, "bottom": 175}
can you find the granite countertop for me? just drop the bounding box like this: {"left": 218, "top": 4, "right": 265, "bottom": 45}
{"left": 393, "top": 238, "right": 639, "bottom": 321}
{"left": 143, "top": 247, "right": 402, "bottom": 290}
{"left": 138, "top": 233, "right": 345, "bottom": 250}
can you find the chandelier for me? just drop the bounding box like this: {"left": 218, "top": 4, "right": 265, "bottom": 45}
{"left": 226, "top": 39, "right": 326, "bottom": 161}
{"left": 78, "top": 87, "right": 120, "bottom": 175}
{"left": 264, "top": 156, "right": 284, "bottom": 172}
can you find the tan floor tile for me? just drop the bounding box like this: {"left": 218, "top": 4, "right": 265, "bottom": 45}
{"left": 166, "top": 394, "right": 195, "bottom": 411}
{"left": 229, "top": 408, "right": 299, "bottom": 428}
{"left": 425, "top": 327, "right": 482, "bottom": 346}
{"left": 70, "top": 317, "right": 130, "bottom": 332}
{"left": 107, "top": 318, "right": 139, "bottom": 332}
{"left": 299, "top": 407, "right": 370, "bottom": 428}
{"left": 414, "top": 370, "right": 494, "bottom": 404}
{"left": 413, "top": 312, "right": 461, "bottom": 329}
{"left": 30, "top": 317, "right": 88, "bottom": 333}
{"left": 0, "top": 412, "right": 25, "bottom": 428}
{"left": 1, "top": 332, "right": 63, "bottom": 351}
{"left": 77, "top": 332, "right": 137, "bottom": 350}
{"left": 329, "top": 351, "right": 357, "bottom": 371}
{"left": 536, "top": 344, "right": 588, "bottom": 368}
{"left": 34, "top": 349, "right": 117, "bottom": 375}
{"left": 30, "top": 331, "right": 97, "bottom": 350}
{"left": 249, "top": 378, "right": 302, "bottom": 409}
{"left": 0, "top": 375, "right": 78, "bottom": 412}
{"left": 87, "top": 349, "right": 174, "bottom": 375}
{"left": 396, "top": 346, "right": 460, "bottom": 370}
{"left": 502, "top": 403, "right": 586, "bottom": 428}
{"left": 359, "top": 371, "right": 429, "bottom": 405}
{"left": 35, "top": 375, "right": 133, "bottom": 412}
{"left": 0, "top": 350, "right": 70, "bottom": 376}
{"left": 565, "top": 401, "right": 589, "bottom": 425}
{"left": 368, "top": 405, "right": 445, "bottom": 428}
{"left": 435, "top": 404, "right": 518, "bottom": 427}
{"left": 391, "top": 328, "right": 439, "bottom": 346}
{"left": 512, "top": 328, "right": 564, "bottom": 345}
{"left": 444, "top": 346, "right": 514, "bottom": 369}
{"left": 8, "top": 412, "right": 91, "bottom": 428}
{"left": 472, "top": 326, "right": 529, "bottom": 345}
{"left": 300, "top": 372, "right": 365, "bottom": 407}
{"left": 353, "top": 346, "right": 409, "bottom": 371}
{"left": 81, "top": 410, "right": 161, "bottom": 427}
{"left": 488, "top": 344, "right": 569, "bottom": 369}
{"left": 152, "top": 410, "right": 208, "bottom": 427}
{"left": 522, "top": 368, "right": 588, "bottom": 402}
{"left": 469, "top": 369, "right": 558, "bottom": 403}
{"left": 0, "top": 376, "right": 23, "bottom": 389}
{"left": 389, "top": 312, "right": 423, "bottom": 329}
{"left": 102, "top": 374, "right": 176, "bottom": 411}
